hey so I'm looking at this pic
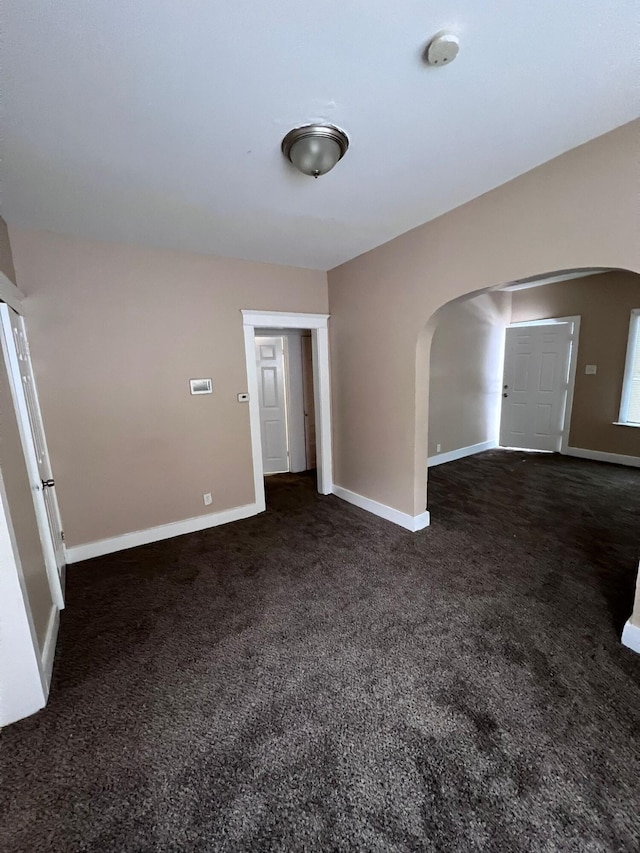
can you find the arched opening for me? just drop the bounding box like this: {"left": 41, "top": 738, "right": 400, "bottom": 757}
{"left": 416, "top": 266, "right": 640, "bottom": 639}
{"left": 415, "top": 267, "right": 640, "bottom": 506}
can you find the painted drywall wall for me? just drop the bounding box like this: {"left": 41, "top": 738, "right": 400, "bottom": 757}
{"left": 9, "top": 228, "right": 327, "bottom": 548}
{"left": 428, "top": 292, "right": 511, "bottom": 458}
{"left": 328, "top": 119, "right": 640, "bottom": 518}
{"left": 511, "top": 270, "right": 640, "bottom": 457}
{"left": 0, "top": 217, "right": 17, "bottom": 285}
{"left": 0, "top": 333, "right": 52, "bottom": 649}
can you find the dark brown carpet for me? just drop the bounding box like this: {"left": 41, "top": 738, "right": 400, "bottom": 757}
{"left": 2, "top": 450, "right": 640, "bottom": 852}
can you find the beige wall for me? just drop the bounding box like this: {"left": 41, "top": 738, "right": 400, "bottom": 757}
{"left": 511, "top": 270, "right": 640, "bottom": 457}
{"left": 328, "top": 119, "right": 640, "bottom": 518}
{"left": 9, "top": 228, "right": 327, "bottom": 547}
{"left": 0, "top": 334, "right": 52, "bottom": 649}
{"left": 0, "top": 217, "right": 17, "bottom": 285}
{"left": 428, "top": 292, "right": 511, "bottom": 457}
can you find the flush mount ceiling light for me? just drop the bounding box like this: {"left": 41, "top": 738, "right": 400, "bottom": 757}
{"left": 281, "top": 124, "right": 349, "bottom": 178}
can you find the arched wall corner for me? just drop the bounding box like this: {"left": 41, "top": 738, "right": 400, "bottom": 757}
{"left": 414, "top": 277, "right": 529, "bottom": 516}
{"left": 413, "top": 283, "right": 500, "bottom": 517}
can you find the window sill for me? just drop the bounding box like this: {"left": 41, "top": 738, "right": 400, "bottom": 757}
{"left": 612, "top": 421, "right": 640, "bottom": 428}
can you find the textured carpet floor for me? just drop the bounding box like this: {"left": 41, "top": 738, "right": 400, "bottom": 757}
{"left": 2, "top": 451, "right": 640, "bottom": 852}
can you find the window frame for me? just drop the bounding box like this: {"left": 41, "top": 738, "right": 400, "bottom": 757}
{"left": 618, "top": 309, "right": 640, "bottom": 426}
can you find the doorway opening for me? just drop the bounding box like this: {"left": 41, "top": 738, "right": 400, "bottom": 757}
{"left": 420, "top": 267, "right": 640, "bottom": 653}
{"left": 423, "top": 266, "right": 640, "bottom": 504}
{"left": 254, "top": 329, "right": 317, "bottom": 479}
{"left": 426, "top": 299, "right": 580, "bottom": 468}
{"left": 241, "top": 310, "right": 332, "bottom": 513}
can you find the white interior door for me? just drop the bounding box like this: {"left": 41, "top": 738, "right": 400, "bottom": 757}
{"left": 255, "top": 336, "right": 289, "bottom": 474}
{"left": 500, "top": 323, "right": 572, "bottom": 452}
{"left": 0, "top": 304, "right": 64, "bottom": 608}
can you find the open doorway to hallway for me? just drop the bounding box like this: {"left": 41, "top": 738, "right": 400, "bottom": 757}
{"left": 254, "top": 328, "right": 317, "bottom": 503}
{"left": 241, "top": 309, "right": 333, "bottom": 513}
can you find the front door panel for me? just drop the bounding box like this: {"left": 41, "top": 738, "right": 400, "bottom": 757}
{"left": 500, "top": 324, "right": 572, "bottom": 452}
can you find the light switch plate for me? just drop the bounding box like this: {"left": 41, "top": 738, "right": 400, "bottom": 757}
{"left": 237, "top": 392, "right": 249, "bottom": 402}
{"left": 585, "top": 364, "right": 597, "bottom": 375}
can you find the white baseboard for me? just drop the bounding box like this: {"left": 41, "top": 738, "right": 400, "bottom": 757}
{"left": 41, "top": 605, "right": 60, "bottom": 693}
{"left": 428, "top": 439, "right": 497, "bottom": 468}
{"left": 333, "top": 485, "right": 430, "bottom": 532}
{"left": 65, "top": 502, "right": 261, "bottom": 563}
{"left": 622, "top": 620, "right": 640, "bottom": 654}
{"left": 565, "top": 446, "right": 640, "bottom": 468}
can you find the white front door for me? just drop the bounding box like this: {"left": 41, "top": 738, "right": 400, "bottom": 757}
{"left": 255, "top": 336, "right": 289, "bottom": 474}
{"left": 0, "top": 304, "right": 65, "bottom": 608}
{"left": 500, "top": 323, "right": 572, "bottom": 452}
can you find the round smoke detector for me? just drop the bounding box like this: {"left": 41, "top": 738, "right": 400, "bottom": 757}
{"left": 425, "top": 31, "right": 460, "bottom": 66}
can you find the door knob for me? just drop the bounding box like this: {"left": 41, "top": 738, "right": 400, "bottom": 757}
{"left": 41, "top": 478, "right": 55, "bottom": 488}
{"left": 503, "top": 393, "right": 508, "bottom": 398}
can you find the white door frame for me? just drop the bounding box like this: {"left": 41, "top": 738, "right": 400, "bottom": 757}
{"left": 242, "top": 310, "right": 332, "bottom": 510}
{"left": 506, "top": 315, "right": 581, "bottom": 454}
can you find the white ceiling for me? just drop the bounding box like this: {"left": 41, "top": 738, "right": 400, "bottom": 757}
{"left": 2, "top": 1, "right": 639, "bottom": 270}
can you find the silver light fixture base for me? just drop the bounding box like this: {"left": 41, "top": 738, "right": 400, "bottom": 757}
{"left": 282, "top": 124, "right": 349, "bottom": 178}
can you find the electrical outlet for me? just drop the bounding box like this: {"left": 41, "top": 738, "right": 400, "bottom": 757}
{"left": 203, "top": 493, "right": 212, "bottom": 506}
{"left": 436, "top": 443, "right": 442, "bottom": 453}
